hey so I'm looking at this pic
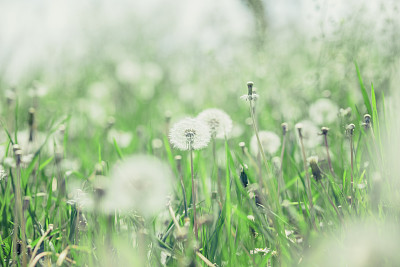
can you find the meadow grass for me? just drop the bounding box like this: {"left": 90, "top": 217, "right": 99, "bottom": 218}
{"left": 1, "top": 2, "right": 400, "bottom": 266}
{"left": 0, "top": 66, "right": 396, "bottom": 267}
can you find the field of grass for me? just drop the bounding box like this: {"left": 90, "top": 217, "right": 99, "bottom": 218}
{"left": 1, "top": 1, "right": 400, "bottom": 266}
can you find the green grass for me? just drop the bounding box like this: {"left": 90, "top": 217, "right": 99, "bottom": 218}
{"left": 1, "top": 5, "right": 400, "bottom": 266}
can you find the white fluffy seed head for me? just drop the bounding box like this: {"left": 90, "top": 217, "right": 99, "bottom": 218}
{"left": 296, "top": 120, "right": 323, "bottom": 149}
{"left": 250, "top": 131, "right": 281, "bottom": 156}
{"left": 169, "top": 118, "right": 211, "bottom": 150}
{"left": 309, "top": 98, "right": 339, "bottom": 125}
{"left": 103, "top": 155, "right": 173, "bottom": 217}
{"left": 197, "top": 108, "right": 233, "bottom": 139}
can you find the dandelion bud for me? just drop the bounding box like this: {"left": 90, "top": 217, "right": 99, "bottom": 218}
{"left": 308, "top": 156, "right": 322, "bottom": 181}
{"left": 239, "top": 141, "right": 246, "bottom": 154}
{"left": 13, "top": 144, "right": 21, "bottom": 153}
{"left": 174, "top": 155, "right": 182, "bottom": 169}
{"left": 295, "top": 123, "right": 303, "bottom": 138}
{"left": 95, "top": 163, "right": 104, "bottom": 175}
{"left": 15, "top": 150, "right": 22, "bottom": 167}
{"left": 247, "top": 81, "right": 254, "bottom": 96}
{"left": 27, "top": 245, "right": 32, "bottom": 257}
{"left": 6, "top": 89, "right": 16, "bottom": 106}
{"left": 281, "top": 123, "right": 288, "bottom": 136}
{"left": 28, "top": 108, "right": 35, "bottom": 128}
{"left": 240, "top": 164, "right": 249, "bottom": 187}
{"left": 346, "top": 124, "right": 355, "bottom": 136}
{"left": 321, "top": 127, "right": 329, "bottom": 135}
{"left": 363, "top": 114, "right": 372, "bottom": 130}
{"left": 55, "top": 148, "right": 64, "bottom": 164}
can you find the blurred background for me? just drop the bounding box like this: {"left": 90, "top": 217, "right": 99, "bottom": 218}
{"left": 2, "top": 1, "right": 400, "bottom": 265}
{"left": 1, "top": 0, "right": 399, "bottom": 118}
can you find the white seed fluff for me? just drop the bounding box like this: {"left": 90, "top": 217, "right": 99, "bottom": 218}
{"left": 103, "top": 155, "right": 173, "bottom": 217}
{"left": 250, "top": 131, "right": 281, "bottom": 156}
{"left": 295, "top": 120, "right": 323, "bottom": 149}
{"left": 169, "top": 118, "right": 211, "bottom": 150}
{"left": 309, "top": 98, "right": 339, "bottom": 125}
{"left": 197, "top": 108, "right": 233, "bottom": 139}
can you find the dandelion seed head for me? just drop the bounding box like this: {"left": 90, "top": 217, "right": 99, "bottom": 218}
{"left": 250, "top": 131, "right": 281, "bottom": 156}
{"left": 197, "top": 108, "right": 232, "bottom": 139}
{"left": 107, "top": 129, "right": 133, "bottom": 148}
{"left": 169, "top": 118, "right": 211, "bottom": 150}
{"left": 296, "top": 120, "right": 323, "bottom": 149}
{"left": 103, "top": 155, "right": 173, "bottom": 217}
{"left": 309, "top": 98, "right": 339, "bottom": 125}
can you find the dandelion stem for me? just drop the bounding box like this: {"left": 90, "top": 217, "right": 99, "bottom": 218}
{"left": 279, "top": 124, "right": 288, "bottom": 199}
{"left": 350, "top": 132, "right": 354, "bottom": 206}
{"left": 323, "top": 131, "right": 335, "bottom": 177}
{"left": 248, "top": 100, "right": 272, "bottom": 194}
{"left": 189, "top": 146, "right": 198, "bottom": 240}
{"left": 176, "top": 156, "right": 188, "bottom": 218}
{"left": 297, "top": 130, "right": 317, "bottom": 230}
{"left": 319, "top": 180, "right": 343, "bottom": 223}
{"left": 13, "top": 149, "right": 27, "bottom": 266}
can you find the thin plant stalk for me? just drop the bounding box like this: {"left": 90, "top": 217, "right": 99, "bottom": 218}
{"left": 249, "top": 100, "right": 273, "bottom": 195}
{"left": 189, "top": 144, "right": 198, "bottom": 240}
{"left": 321, "top": 128, "right": 335, "bottom": 177}
{"left": 319, "top": 180, "right": 343, "bottom": 223}
{"left": 13, "top": 149, "right": 27, "bottom": 266}
{"left": 279, "top": 123, "right": 288, "bottom": 199}
{"left": 175, "top": 156, "right": 188, "bottom": 218}
{"left": 347, "top": 124, "right": 355, "bottom": 206}
{"left": 297, "top": 129, "right": 317, "bottom": 229}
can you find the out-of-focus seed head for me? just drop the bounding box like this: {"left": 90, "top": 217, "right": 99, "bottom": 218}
{"left": 151, "top": 138, "right": 163, "bottom": 150}
{"left": 197, "top": 108, "right": 233, "bottom": 139}
{"left": 250, "top": 131, "right": 281, "bottom": 156}
{"left": 296, "top": 120, "right": 323, "bottom": 149}
{"left": 103, "top": 155, "right": 174, "bottom": 217}
{"left": 309, "top": 98, "right": 339, "bottom": 125}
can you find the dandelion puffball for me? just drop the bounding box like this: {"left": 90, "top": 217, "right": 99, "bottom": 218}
{"left": 197, "top": 108, "right": 232, "bottom": 139}
{"left": 309, "top": 98, "right": 339, "bottom": 125}
{"left": 250, "top": 131, "right": 281, "bottom": 156}
{"left": 295, "top": 120, "right": 322, "bottom": 149}
{"left": 169, "top": 118, "right": 211, "bottom": 150}
{"left": 103, "top": 155, "right": 173, "bottom": 217}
